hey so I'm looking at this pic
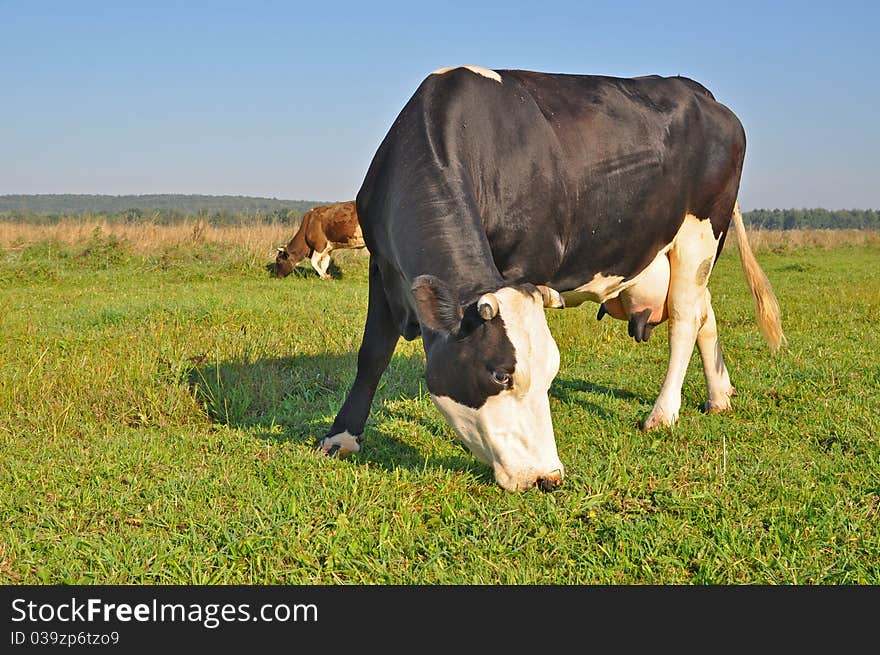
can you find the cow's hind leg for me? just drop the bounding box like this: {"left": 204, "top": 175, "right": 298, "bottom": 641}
{"left": 320, "top": 259, "right": 399, "bottom": 456}
{"left": 697, "top": 288, "right": 736, "bottom": 413}
{"left": 642, "top": 215, "right": 722, "bottom": 430}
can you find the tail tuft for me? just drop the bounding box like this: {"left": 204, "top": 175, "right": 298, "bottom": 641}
{"left": 732, "top": 202, "right": 786, "bottom": 352}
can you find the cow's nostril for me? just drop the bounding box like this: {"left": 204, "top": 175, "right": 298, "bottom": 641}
{"left": 536, "top": 476, "right": 560, "bottom": 492}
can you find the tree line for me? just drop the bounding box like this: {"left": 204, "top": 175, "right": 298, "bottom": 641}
{"left": 1, "top": 195, "right": 878, "bottom": 230}
{"left": 0, "top": 194, "right": 329, "bottom": 226}
{"left": 742, "top": 208, "right": 879, "bottom": 230}
{"left": 0, "top": 207, "right": 312, "bottom": 227}
{"left": 0, "top": 194, "right": 327, "bottom": 215}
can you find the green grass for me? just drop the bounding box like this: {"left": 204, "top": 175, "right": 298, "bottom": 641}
{"left": 1, "top": 235, "right": 878, "bottom": 584}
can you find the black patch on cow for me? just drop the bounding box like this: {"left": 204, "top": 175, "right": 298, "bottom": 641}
{"left": 355, "top": 70, "right": 746, "bottom": 303}
{"left": 628, "top": 308, "right": 655, "bottom": 343}
{"left": 424, "top": 307, "right": 517, "bottom": 409}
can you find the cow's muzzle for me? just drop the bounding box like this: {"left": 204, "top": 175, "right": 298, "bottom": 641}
{"left": 535, "top": 471, "right": 562, "bottom": 491}
{"left": 535, "top": 472, "right": 563, "bottom": 492}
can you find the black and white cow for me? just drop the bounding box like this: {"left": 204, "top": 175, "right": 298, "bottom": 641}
{"left": 318, "top": 65, "right": 784, "bottom": 491}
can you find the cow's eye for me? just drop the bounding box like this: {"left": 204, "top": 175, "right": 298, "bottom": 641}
{"left": 491, "top": 371, "right": 511, "bottom": 387}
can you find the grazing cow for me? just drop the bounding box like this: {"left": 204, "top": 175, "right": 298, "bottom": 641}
{"left": 274, "top": 200, "right": 365, "bottom": 279}
{"left": 318, "top": 66, "right": 784, "bottom": 492}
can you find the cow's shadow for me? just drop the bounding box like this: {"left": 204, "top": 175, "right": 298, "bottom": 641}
{"left": 186, "top": 352, "right": 642, "bottom": 482}
{"left": 263, "top": 261, "right": 344, "bottom": 280}
{"left": 550, "top": 378, "right": 648, "bottom": 421}
{"left": 186, "top": 352, "right": 489, "bottom": 480}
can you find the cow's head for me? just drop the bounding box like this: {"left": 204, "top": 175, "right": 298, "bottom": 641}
{"left": 273, "top": 243, "right": 309, "bottom": 278}
{"left": 412, "top": 275, "right": 565, "bottom": 492}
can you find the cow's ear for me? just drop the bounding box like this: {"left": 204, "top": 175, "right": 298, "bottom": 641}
{"left": 412, "top": 275, "right": 463, "bottom": 335}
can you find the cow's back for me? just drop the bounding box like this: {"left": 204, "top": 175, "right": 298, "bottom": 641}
{"left": 499, "top": 71, "right": 746, "bottom": 287}
{"left": 357, "top": 68, "right": 746, "bottom": 296}
{"left": 317, "top": 201, "right": 361, "bottom": 244}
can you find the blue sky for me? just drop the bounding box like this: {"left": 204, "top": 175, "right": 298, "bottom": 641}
{"left": 1, "top": 1, "right": 877, "bottom": 209}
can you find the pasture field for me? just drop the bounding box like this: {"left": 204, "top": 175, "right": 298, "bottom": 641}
{"left": 1, "top": 223, "right": 878, "bottom": 584}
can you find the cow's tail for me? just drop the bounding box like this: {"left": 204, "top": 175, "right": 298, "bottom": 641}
{"left": 731, "top": 201, "right": 786, "bottom": 353}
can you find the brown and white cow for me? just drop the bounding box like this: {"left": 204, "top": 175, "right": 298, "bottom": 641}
{"left": 273, "top": 200, "right": 366, "bottom": 279}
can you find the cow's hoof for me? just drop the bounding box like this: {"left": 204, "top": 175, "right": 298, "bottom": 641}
{"left": 318, "top": 431, "right": 363, "bottom": 458}
{"left": 702, "top": 397, "right": 733, "bottom": 414}
{"left": 640, "top": 408, "right": 676, "bottom": 431}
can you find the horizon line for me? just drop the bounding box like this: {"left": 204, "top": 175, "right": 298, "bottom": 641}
{"left": 1, "top": 193, "right": 877, "bottom": 212}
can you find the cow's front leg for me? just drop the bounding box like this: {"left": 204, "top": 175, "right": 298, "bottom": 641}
{"left": 310, "top": 247, "right": 333, "bottom": 280}
{"left": 320, "top": 259, "right": 399, "bottom": 456}
{"left": 642, "top": 216, "right": 721, "bottom": 430}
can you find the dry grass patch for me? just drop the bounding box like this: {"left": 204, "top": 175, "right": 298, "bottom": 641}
{"left": 0, "top": 220, "right": 298, "bottom": 261}
{"left": 4, "top": 220, "right": 878, "bottom": 259}
{"left": 732, "top": 228, "right": 880, "bottom": 253}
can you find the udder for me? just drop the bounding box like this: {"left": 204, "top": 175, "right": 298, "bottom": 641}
{"left": 599, "top": 253, "right": 670, "bottom": 342}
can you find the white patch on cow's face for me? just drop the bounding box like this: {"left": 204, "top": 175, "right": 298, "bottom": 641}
{"left": 430, "top": 287, "right": 563, "bottom": 491}
{"left": 431, "top": 65, "right": 502, "bottom": 84}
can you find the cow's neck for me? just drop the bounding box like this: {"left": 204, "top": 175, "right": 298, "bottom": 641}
{"left": 396, "top": 222, "right": 504, "bottom": 305}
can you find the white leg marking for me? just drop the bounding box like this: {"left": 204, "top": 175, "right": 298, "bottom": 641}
{"left": 697, "top": 288, "right": 736, "bottom": 413}
{"left": 309, "top": 250, "right": 323, "bottom": 277}
{"left": 318, "top": 430, "right": 361, "bottom": 458}
{"left": 643, "top": 215, "right": 720, "bottom": 430}
{"left": 318, "top": 251, "right": 332, "bottom": 279}
{"left": 310, "top": 246, "right": 333, "bottom": 280}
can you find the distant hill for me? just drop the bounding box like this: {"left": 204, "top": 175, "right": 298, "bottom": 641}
{"left": 0, "top": 194, "right": 332, "bottom": 215}
{"left": 1, "top": 195, "right": 877, "bottom": 230}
